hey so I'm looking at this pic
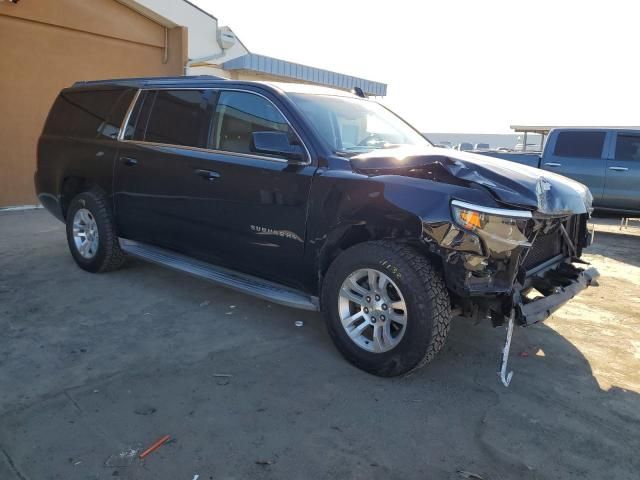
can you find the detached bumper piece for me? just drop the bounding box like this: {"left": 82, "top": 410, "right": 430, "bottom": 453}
{"left": 517, "top": 264, "right": 600, "bottom": 326}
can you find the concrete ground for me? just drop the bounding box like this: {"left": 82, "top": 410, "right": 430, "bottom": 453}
{"left": 1, "top": 209, "right": 638, "bottom": 480}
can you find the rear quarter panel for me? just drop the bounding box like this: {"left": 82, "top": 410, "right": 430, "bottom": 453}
{"left": 36, "top": 87, "right": 132, "bottom": 220}
{"left": 36, "top": 135, "right": 119, "bottom": 221}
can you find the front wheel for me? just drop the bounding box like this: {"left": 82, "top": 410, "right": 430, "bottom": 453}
{"left": 322, "top": 241, "right": 451, "bottom": 377}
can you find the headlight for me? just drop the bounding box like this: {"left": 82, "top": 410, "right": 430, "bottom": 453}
{"left": 451, "top": 200, "right": 532, "bottom": 254}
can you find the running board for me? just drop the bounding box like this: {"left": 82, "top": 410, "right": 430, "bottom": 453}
{"left": 119, "top": 239, "right": 319, "bottom": 311}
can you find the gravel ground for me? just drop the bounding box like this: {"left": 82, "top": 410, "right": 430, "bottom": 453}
{"left": 0, "top": 209, "right": 638, "bottom": 480}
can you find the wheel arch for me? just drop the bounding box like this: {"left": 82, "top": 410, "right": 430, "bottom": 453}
{"left": 317, "top": 216, "right": 445, "bottom": 292}
{"left": 59, "top": 176, "right": 104, "bottom": 219}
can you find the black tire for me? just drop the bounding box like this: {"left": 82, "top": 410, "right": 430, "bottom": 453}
{"left": 65, "top": 190, "right": 125, "bottom": 273}
{"left": 322, "top": 241, "right": 451, "bottom": 377}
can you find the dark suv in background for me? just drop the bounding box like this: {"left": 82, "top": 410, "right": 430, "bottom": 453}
{"left": 36, "top": 76, "right": 598, "bottom": 380}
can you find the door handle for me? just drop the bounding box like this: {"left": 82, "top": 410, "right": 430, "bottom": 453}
{"left": 544, "top": 162, "right": 562, "bottom": 167}
{"left": 194, "top": 169, "right": 221, "bottom": 181}
{"left": 121, "top": 157, "right": 139, "bottom": 167}
{"left": 608, "top": 166, "right": 629, "bottom": 172}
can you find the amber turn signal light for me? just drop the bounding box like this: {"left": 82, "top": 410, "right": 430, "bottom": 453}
{"left": 458, "top": 209, "right": 482, "bottom": 230}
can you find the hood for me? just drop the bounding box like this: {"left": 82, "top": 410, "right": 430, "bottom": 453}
{"left": 350, "top": 146, "right": 593, "bottom": 216}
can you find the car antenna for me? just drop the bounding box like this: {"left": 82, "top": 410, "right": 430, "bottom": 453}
{"left": 351, "top": 87, "right": 368, "bottom": 98}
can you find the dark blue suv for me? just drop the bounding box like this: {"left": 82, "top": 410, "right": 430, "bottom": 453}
{"left": 36, "top": 76, "right": 598, "bottom": 380}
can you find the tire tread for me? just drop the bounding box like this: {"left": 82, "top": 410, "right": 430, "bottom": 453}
{"left": 67, "top": 189, "right": 125, "bottom": 273}
{"left": 376, "top": 241, "right": 451, "bottom": 374}
{"left": 322, "top": 240, "right": 451, "bottom": 376}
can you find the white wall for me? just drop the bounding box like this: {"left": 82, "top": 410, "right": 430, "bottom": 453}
{"left": 186, "top": 65, "right": 232, "bottom": 78}
{"left": 120, "top": 0, "right": 247, "bottom": 62}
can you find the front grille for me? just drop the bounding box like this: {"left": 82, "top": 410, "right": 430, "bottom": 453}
{"left": 523, "top": 227, "right": 563, "bottom": 270}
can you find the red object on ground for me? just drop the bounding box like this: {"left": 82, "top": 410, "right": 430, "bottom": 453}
{"left": 139, "top": 435, "right": 171, "bottom": 459}
{"left": 519, "top": 351, "right": 530, "bottom": 357}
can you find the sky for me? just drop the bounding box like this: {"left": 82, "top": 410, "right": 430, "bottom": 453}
{"left": 192, "top": 0, "right": 639, "bottom": 134}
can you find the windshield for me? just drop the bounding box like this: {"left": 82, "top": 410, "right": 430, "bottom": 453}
{"left": 288, "top": 93, "right": 431, "bottom": 155}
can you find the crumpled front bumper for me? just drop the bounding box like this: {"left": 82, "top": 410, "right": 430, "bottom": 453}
{"left": 516, "top": 266, "right": 600, "bottom": 325}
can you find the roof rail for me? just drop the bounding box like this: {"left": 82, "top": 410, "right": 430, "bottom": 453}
{"left": 72, "top": 75, "right": 228, "bottom": 88}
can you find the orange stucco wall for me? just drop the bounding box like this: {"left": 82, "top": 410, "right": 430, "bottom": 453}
{"left": 0, "top": 0, "right": 188, "bottom": 206}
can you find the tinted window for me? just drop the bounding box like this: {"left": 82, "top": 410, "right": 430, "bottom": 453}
{"left": 144, "top": 90, "right": 214, "bottom": 148}
{"left": 100, "top": 89, "right": 136, "bottom": 139}
{"left": 212, "top": 91, "right": 292, "bottom": 155}
{"left": 614, "top": 134, "right": 640, "bottom": 161}
{"left": 44, "top": 89, "right": 124, "bottom": 138}
{"left": 123, "top": 91, "right": 154, "bottom": 141}
{"left": 553, "top": 131, "right": 605, "bottom": 158}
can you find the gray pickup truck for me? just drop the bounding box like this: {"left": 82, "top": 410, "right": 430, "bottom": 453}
{"left": 480, "top": 129, "right": 640, "bottom": 214}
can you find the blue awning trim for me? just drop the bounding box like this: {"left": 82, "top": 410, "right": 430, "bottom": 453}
{"left": 223, "top": 53, "right": 387, "bottom": 96}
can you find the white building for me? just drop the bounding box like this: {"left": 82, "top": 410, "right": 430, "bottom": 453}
{"left": 120, "top": 0, "right": 387, "bottom": 96}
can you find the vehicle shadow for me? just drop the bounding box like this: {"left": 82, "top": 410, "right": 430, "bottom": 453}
{"left": 588, "top": 230, "right": 640, "bottom": 268}
{"left": 392, "top": 226, "right": 640, "bottom": 478}
{"left": 397, "top": 310, "right": 640, "bottom": 479}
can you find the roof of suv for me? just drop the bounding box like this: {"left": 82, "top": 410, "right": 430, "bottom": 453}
{"left": 71, "top": 76, "right": 361, "bottom": 98}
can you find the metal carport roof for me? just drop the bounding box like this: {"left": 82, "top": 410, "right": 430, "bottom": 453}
{"left": 223, "top": 53, "right": 387, "bottom": 97}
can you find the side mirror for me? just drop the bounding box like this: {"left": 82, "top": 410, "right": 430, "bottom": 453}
{"left": 252, "top": 131, "right": 304, "bottom": 162}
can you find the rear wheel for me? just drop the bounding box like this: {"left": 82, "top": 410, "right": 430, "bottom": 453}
{"left": 322, "top": 241, "right": 451, "bottom": 377}
{"left": 65, "top": 190, "right": 125, "bottom": 273}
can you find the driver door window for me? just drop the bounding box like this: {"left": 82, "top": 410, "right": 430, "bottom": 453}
{"left": 211, "top": 91, "right": 294, "bottom": 157}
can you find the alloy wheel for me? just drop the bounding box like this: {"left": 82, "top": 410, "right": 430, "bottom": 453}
{"left": 338, "top": 268, "right": 408, "bottom": 353}
{"left": 72, "top": 208, "right": 99, "bottom": 259}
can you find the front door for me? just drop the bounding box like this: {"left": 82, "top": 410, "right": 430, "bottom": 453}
{"left": 603, "top": 132, "right": 640, "bottom": 212}
{"left": 194, "top": 89, "right": 316, "bottom": 288}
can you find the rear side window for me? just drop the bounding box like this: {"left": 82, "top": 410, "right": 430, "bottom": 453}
{"left": 100, "top": 89, "right": 136, "bottom": 139}
{"left": 614, "top": 134, "right": 640, "bottom": 161}
{"left": 553, "top": 131, "right": 605, "bottom": 158}
{"left": 44, "top": 89, "right": 125, "bottom": 138}
{"left": 122, "top": 91, "right": 154, "bottom": 141}
{"left": 143, "top": 90, "right": 215, "bottom": 148}
{"left": 211, "top": 91, "right": 292, "bottom": 154}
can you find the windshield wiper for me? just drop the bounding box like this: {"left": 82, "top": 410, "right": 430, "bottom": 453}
{"left": 336, "top": 143, "right": 408, "bottom": 157}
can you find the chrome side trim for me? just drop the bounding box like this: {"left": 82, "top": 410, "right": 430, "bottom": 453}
{"left": 118, "top": 87, "right": 312, "bottom": 165}
{"left": 117, "top": 89, "right": 142, "bottom": 142}
{"left": 119, "top": 238, "right": 320, "bottom": 311}
{"left": 451, "top": 200, "right": 533, "bottom": 218}
{"left": 121, "top": 140, "right": 292, "bottom": 165}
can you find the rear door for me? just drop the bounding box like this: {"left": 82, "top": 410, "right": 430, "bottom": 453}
{"left": 114, "top": 88, "right": 219, "bottom": 250}
{"left": 541, "top": 130, "right": 608, "bottom": 205}
{"left": 602, "top": 131, "right": 640, "bottom": 211}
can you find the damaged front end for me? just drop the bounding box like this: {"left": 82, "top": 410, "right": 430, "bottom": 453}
{"left": 351, "top": 146, "right": 600, "bottom": 385}
{"left": 351, "top": 147, "right": 600, "bottom": 327}
{"left": 422, "top": 195, "right": 599, "bottom": 387}
{"left": 423, "top": 198, "right": 598, "bottom": 327}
